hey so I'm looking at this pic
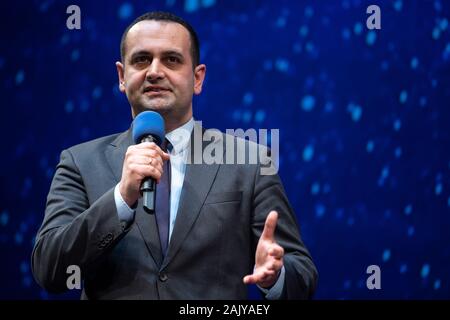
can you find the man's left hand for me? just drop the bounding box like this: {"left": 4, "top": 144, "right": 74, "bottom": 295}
{"left": 243, "top": 210, "right": 284, "bottom": 288}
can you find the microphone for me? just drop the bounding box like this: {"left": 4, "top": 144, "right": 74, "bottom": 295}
{"left": 132, "top": 111, "right": 165, "bottom": 214}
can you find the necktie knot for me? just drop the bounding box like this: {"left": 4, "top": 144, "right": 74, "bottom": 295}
{"left": 161, "top": 138, "right": 173, "bottom": 153}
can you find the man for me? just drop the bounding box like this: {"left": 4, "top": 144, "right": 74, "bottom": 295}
{"left": 31, "top": 11, "right": 317, "bottom": 299}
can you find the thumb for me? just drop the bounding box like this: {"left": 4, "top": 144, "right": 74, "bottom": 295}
{"left": 261, "top": 211, "right": 278, "bottom": 241}
{"left": 162, "top": 151, "right": 170, "bottom": 160}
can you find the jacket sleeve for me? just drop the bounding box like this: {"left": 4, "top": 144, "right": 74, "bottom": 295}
{"left": 252, "top": 164, "right": 318, "bottom": 299}
{"left": 31, "top": 149, "right": 129, "bottom": 293}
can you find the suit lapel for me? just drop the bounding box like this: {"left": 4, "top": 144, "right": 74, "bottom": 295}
{"left": 162, "top": 125, "right": 222, "bottom": 269}
{"left": 104, "top": 129, "right": 163, "bottom": 267}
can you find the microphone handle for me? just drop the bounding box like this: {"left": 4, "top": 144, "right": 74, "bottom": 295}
{"left": 140, "top": 135, "right": 157, "bottom": 214}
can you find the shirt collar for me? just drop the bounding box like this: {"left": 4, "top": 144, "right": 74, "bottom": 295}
{"left": 165, "top": 117, "right": 194, "bottom": 155}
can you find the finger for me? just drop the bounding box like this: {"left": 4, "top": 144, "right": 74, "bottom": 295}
{"left": 269, "top": 245, "right": 284, "bottom": 259}
{"left": 261, "top": 210, "right": 278, "bottom": 241}
{"left": 135, "top": 141, "right": 159, "bottom": 149}
{"left": 132, "top": 163, "right": 163, "bottom": 180}
{"left": 136, "top": 142, "right": 169, "bottom": 159}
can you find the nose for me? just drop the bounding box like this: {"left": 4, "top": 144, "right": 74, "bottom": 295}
{"left": 146, "top": 59, "right": 165, "bottom": 81}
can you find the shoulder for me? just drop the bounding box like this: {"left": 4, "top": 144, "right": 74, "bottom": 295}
{"left": 66, "top": 132, "right": 124, "bottom": 155}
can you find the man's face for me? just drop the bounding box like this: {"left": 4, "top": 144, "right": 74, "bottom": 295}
{"left": 116, "top": 20, "right": 206, "bottom": 125}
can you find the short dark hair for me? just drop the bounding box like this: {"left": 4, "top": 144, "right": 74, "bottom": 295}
{"left": 120, "top": 11, "right": 200, "bottom": 68}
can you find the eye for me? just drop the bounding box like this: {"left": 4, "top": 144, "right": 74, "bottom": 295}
{"left": 133, "top": 56, "right": 150, "bottom": 65}
{"left": 166, "top": 56, "right": 181, "bottom": 64}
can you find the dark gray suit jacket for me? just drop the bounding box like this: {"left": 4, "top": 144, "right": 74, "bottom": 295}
{"left": 32, "top": 124, "right": 318, "bottom": 299}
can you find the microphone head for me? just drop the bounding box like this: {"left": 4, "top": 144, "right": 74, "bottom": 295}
{"left": 132, "top": 111, "right": 165, "bottom": 145}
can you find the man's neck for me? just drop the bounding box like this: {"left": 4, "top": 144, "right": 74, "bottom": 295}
{"left": 164, "top": 112, "right": 193, "bottom": 133}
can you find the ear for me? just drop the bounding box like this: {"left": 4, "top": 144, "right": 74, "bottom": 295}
{"left": 193, "top": 64, "right": 206, "bottom": 95}
{"left": 116, "top": 61, "right": 126, "bottom": 93}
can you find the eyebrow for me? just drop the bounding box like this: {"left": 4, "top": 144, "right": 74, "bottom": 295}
{"left": 129, "top": 50, "right": 185, "bottom": 62}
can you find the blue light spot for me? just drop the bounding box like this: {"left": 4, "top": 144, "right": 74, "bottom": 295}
{"left": 71, "top": 49, "right": 80, "bottom": 61}
{"left": 395, "top": 147, "right": 402, "bottom": 158}
{"left": 347, "top": 103, "right": 362, "bottom": 122}
{"left": 344, "top": 280, "right": 351, "bottom": 289}
{"left": 276, "top": 17, "right": 286, "bottom": 28}
{"left": 20, "top": 261, "right": 28, "bottom": 273}
{"left": 275, "top": 58, "right": 289, "bottom": 73}
{"left": 315, "top": 203, "right": 326, "bottom": 218}
{"left": 347, "top": 217, "right": 355, "bottom": 226}
{"left": 435, "top": 0, "right": 442, "bottom": 12}
{"left": 420, "top": 96, "right": 427, "bottom": 107}
{"left": 92, "top": 87, "right": 102, "bottom": 99}
{"left": 65, "top": 101, "right": 74, "bottom": 113}
{"left": 0, "top": 211, "right": 9, "bottom": 226}
{"left": 393, "top": 0, "right": 403, "bottom": 11}
{"left": 232, "top": 110, "right": 241, "bottom": 121}
{"left": 311, "top": 182, "right": 320, "bottom": 195}
{"left": 366, "top": 31, "right": 377, "bottom": 46}
{"left": 434, "top": 279, "right": 441, "bottom": 290}
{"left": 118, "top": 3, "right": 133, "bottom": 20}
{"left": 242, "top": 110, "right": 252, "bottom": 123}
{"left": 354, "top": 23, "right": 363, "bottom": 35}
{"left": 381, "top": 60, "right": 389, "bottom": 71}
{"left": 325, "top": 101, "right": 334, "bottom": 112}
{"left": 39, "top": 1, "right": 50, "bottom": 12}
{"left": 393, "top": 119, "right": 402, "bottom": 131}
{"left": 301, "top": 95, "right": 316, "bottom": 112}
{"left": 15, "top": 233, "right": 23, "bottom": 245}
{"left": 447, "top": 196, "right": 450, "bottom": 207}
{"left": 421, "top": 264, "right": 430, "bottom": 279}
{"left": 435, "top": 183, "right": 442, "bottom": 195}
{"left": 439, "top": 18, "right": 448, "bottom": 31}
{"left": 202, "top": 0, "right": 216, "bottom": 8}
{"left": 185, "top": 0, "right": 199, "bottom": 12}
{"left": 432, "top": 27, "right": 441, "bottom": 40}
{"left": 243, "top": 92, "right": 253, "bottom": 106}
{"left": 382, "top": 249, "right": 391, "bottom": 262}
{"left": 305, "top": 42, "right": 315, "bottom": 54}
{"left": 304, "top": 6, "right": 314, "bottom": 18}
{"left": 432, "top": 79, "right": 438, "bottom": 87}
{"left": 399, "top": 90, "right": 408, "bottom": 104}
{"left": 254, "top": 110, "right": 265, "bottom": 123}
{"left": 400, "top": 264, "right": 408, "bottom": 274}
{"left": 366, "top": 140, "right": 374, "bottom": 153}
{"left": 381, "top": 166, "right": 390, "bottom": 179}
{"left": 15, "top": 69, "right": 25, "bottom": 85}
{"left": 342, "top": 28, "right": 351, "bottom": 40}
{"left": 299, "top": 25, "right": 309, "bottom": 37}
{"left": 303, "top": 145, "right": 314, "bottom": 162}
{"left": 404, "top": 204, "right": 412, "bottom": 215}
{"left": 410, "top": 57, "right": 419, "bottom": 69}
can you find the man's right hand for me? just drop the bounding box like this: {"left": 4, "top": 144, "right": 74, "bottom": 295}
{"left": 119, "top": 142, "right": 170, "bottom": 207}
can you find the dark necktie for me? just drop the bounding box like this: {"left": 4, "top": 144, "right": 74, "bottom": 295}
{"left": 155, "top": 139, "right": 171, "bottom": 257}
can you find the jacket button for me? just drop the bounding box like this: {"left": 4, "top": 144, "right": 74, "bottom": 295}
{"left": 159, "top": 272, "right": 168, "bottom": 282}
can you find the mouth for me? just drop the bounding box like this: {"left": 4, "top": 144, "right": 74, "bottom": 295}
{"left": 143, "top": 86, "right": 171, "bottom": 95}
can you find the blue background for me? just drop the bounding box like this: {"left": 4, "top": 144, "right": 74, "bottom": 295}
{"left": 0, "top": 0, "right": 449, "bottom": 299}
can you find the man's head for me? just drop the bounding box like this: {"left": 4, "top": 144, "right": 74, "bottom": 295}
{"left": 116, "top": 11, "right": 206, "bottom": 132}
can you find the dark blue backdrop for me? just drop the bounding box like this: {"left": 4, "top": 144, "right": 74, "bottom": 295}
{"left": 1, "top": 0, "right": 449, "bottom": 299}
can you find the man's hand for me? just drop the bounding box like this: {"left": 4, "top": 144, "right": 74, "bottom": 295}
{"left": 119, "top": 142, "right": 170, "bottom": 207}
{"left": 243, "top": 211, "right": 285, "bottom": 288}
